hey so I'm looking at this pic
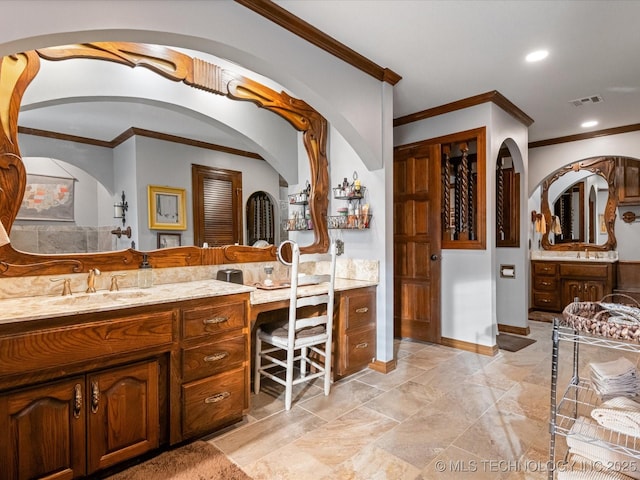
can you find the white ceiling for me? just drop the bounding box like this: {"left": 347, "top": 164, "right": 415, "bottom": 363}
{"left": 18, "top": 1, "right": 640, "bottom": 147}
{"left": 277, "top": 0, "right": 640, "bottom": 142}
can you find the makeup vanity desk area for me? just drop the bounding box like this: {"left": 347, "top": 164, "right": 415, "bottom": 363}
{"left": 0, "top": 277, "right": 376, "bottom": 480}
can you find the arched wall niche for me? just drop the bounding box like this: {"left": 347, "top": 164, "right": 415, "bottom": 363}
{"left": 0, "top": 42, "right": 330, "bottom": 277}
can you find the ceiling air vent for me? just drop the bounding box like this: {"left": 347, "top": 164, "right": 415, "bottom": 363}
{"left": 569, "top": 95, "right": 604, "bottom": 107}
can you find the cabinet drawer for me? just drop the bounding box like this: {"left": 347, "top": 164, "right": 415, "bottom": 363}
{"left": 533, "top": 262, "right": 557, "bottom": 276}
{"left": 344, "top": 328, "right": 376, "bottom": 371}
{"left": 182, "top": 335, "right": 246, "bottom": 383}
{"left": 345, "top": 290, "right": 376, "bottom": 330}
{"left": 532, "top": 291, "right": 560, "bottom": 310}
{"left": 182, "top": 367, "right": 245, "bottom": 437}
{"left": 0, "top": 311, "right": 173, "bottom": 376}
{"left": 533, "top": 276, "right": 557, "bottom": 291}
{"left": 560, "top": 263, "right": 609, "bottom": 279}
{"left": 182, "top": 302, "right": 245, "bottom": 340}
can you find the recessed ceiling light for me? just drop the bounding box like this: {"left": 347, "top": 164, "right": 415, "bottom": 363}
{"left": 581, "top": 120, "right": 598, "bottom": 128}
{"left": 526, "top": 50, "right": 549, "bottom": 62}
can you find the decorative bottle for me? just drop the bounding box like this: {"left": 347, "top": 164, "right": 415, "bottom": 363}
{"left": 138, "top": 253, "right": 153, "bottom": 288}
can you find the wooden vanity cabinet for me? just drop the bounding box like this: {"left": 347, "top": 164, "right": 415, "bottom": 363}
{"left": 531, "top": 260, "right": 616, "bottom": 313}
{"left": 0, "top": 358, "right": 160, "bottom": 480}
{"left": 0, "top": 292, "right": 251, "bottom": 479}
{"left": 531, "top": 261, "right": 561, "bottom": 311}
{"left": 334, "top": 287, "right": 377, "bottom": 379}
{"left": 176, "top": 295, "right": 249, "bottom": 442}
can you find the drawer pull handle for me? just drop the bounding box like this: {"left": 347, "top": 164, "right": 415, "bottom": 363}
{"left": 205, "top": 391, "right": 231, "bottom": 404}
{"left": 91, "top": 381, "right": 100, "bottom": 414}
{"left": 73, "top": 384, "right": 82, "bottom": 419}
{"left": 541, "top": 281, "right": 551, "bottom": 286}
{"left": 355, "top": 307, "right": 369, "bottom": 314}
{"left": 203, "top": 316, "right": 228, "bottom": 325}
{"left": 204, "top": 352, "right": 229, "bottom": 362}
{"left": 355, "top": 342, "right": 369, "bottom": 349}
{"left": 541, "top": 299, "right": 550, "bottom": 303}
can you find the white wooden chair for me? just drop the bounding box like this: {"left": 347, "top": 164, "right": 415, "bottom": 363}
{"left": 254, "top": 241, "right": 337, "bottom": 410}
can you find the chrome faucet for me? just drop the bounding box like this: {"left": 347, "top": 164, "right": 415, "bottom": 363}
{"left": 86, "top": 268, "right": 101, "bottom": 293}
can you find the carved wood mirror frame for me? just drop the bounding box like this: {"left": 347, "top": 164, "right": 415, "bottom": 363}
{"left": 540, "top": 156, "right": 617, "bottom": 251}
{"left": 0, "top": 43, "right": 329, "bottom": 277}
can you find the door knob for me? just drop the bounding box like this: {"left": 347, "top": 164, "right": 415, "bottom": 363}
{"left": 430, "top": 254, "right": 438, "bottom": 261}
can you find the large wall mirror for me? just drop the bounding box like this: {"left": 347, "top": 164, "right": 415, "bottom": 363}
{"left": 540, "top": 157, "right": 617, "bottom": 251}
{"left": 0, "top": 43, "right": 330, "bottom": 277}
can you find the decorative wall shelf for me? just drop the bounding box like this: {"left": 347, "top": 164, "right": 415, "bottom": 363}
{"left": 331, "top": 174, "right": 370, "bottom": 230}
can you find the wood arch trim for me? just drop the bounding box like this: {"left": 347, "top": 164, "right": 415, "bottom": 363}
{"left": 0, "top": 42, "right": 329, "bottom": 277}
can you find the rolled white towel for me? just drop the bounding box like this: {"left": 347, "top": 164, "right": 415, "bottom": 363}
{"left": 591, "top": 396, "right": 640, "bottom": 438}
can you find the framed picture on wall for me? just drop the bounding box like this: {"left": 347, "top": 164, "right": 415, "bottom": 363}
{"left": 157, "top": 232, "right": 181, "bottom": 249}
{"left": 17, "top": 174, "right": 75, "bottom": 221}
{"left": 148, "top": 185, "right": 187, "bottom": 230}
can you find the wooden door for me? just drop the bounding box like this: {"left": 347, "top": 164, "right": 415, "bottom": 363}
{"left": 0, "top": 376, "right": 86, "bottom": 480}
{"left": 393, "top": 144, "right": 442, "bottom": 342}
{"left": 192, "top": 164, "right": 243, "bottom": 247}
{"left": 87, "top": 361, "right": 159, "bottom": 474}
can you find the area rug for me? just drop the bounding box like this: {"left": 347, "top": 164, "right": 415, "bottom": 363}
{"left": 497, "top": 333, "right": 537, "bottom": 352}
{"left": 105, "top": 440, "right": 251, "bottom": 480}
{"left": 528, "top": 310, "right": 559, "bottom": 323}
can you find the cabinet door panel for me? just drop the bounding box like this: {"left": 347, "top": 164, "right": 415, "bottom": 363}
{"left": 0, "top": 377, "right": 85, "bottom": 480}
{"left": 87, "top": 360, "right": 159, "bottom": 473}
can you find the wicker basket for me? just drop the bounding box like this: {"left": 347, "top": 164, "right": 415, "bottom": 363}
{"left": 562, "top": 294, "right": 640, "bottom": 342}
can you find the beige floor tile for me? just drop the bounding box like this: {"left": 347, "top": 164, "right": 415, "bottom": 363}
{"left": 326, "top": 444, "right": 422, "bottom": 480}
{"left": 203, "top": 320, "right": 636, "bottom": 479}
{"left": 212, "top": 407, "right": 327, "bottom": 466}
{"left": 365, "top": 380, "right": 444, "bottom": 421}
{"left": 357, "top": 361, "right": 429, "bottom": 391}
{"left": 452, "top": 406, "right": 548, "bottom": 462}
{"left": 291, "top": 406, "right": 399, "bottom": 467}
{"left": 421, "top": 445, "right": 511, "bottom": 479}
{"left": 298, "top": 378, "right": 384, "bottom": 421}
{"left": 400, "top": 345, "right": 462, "bottom": 370}
{"left": 242, "top": 442, "right": 334, "bottom": 480}
{"left": 427, "top": 381, "right": 508, "bottom": 424}
{"left": 496, "top": 380, "right": 552, "bottom": 422}
{"left": 375, "top": 408, "right": 474, "bottom": 469}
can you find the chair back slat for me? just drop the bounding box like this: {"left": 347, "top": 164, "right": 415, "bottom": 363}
{"left": 295, "top": 314, "right": 328, "bottom": 330}
{"left": 288, "top": 242, "right": 337, "bottom": 336}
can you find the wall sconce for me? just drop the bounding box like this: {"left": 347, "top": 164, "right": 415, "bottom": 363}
{"left": 113, "top": 191, "right": 128, "bottom": 226}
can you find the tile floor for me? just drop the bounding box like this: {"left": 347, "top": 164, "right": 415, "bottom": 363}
{"left": 206, "top": 319, "right": 637, "bottom": 479}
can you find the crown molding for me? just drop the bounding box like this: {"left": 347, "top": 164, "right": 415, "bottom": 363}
{"left": 18, "top": 125, "right": 264, "bottom": 160}
{"left": 529, "top": 123, "right": 640, "bottom": 149}
{"left": 393, "top": 90, "right": 534, "bottom": 128}
{"left": 236, "top": 0, "right": 401, "bottom": 85}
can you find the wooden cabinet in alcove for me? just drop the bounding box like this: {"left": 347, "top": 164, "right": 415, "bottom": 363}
{"left": 617, "top": 157, "right": 640, "bottom": 205}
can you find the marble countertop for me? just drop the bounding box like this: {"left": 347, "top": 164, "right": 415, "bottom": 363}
{"left": 0, "top": 277, "right": 378, "bottom": 325}
{"left": 0, "top": 279, "right": 253, "bottom": 325}
{"left": 249, "top": 278, "right": 377, "bottom": 305}
{"left": 530, "top": 251, "right": 618, "bottom": 263}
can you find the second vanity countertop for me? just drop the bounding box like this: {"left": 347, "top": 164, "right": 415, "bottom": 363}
{"left": 0, "top": 277, "right": 377, "bottom": 326}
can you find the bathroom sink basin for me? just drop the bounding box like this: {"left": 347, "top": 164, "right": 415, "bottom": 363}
{"left": 44, "top": 289, "right": 153, "bottom": 307}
